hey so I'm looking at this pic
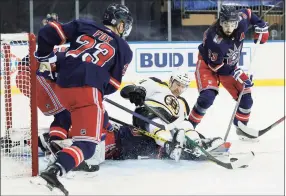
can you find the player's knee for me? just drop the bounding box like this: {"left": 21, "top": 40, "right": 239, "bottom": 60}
{"left": 197, "top": 89, "right": 217, "bottom": 109}
{"left": 52, "top": 109, "right": 71, "bottom": 131}
{"left": 72, "top": 141, "right": 97, "bottom": 160}
{"left": 240, "top": 93, "right": 253, "bottom": 109}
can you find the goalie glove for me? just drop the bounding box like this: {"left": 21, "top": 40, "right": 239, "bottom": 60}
{"left": 121, "top": 85, "right": 146, "bottom": 106}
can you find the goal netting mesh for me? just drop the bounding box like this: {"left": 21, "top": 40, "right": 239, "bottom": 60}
{"left": 1, "top": 33, "right": 38, "bottom": 177}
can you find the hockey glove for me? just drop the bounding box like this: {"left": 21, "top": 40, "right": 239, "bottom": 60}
{"left": 254, "top": 23, "right": 269, "bottom": 44}
{"left": 35, "top": 51, "right": 57, "bottom": 80}
{"left": 129, "top": 86, "right": 146, "bottom": 106}
{"left": 232, "top": 68, "right": 253, "bottom": 88}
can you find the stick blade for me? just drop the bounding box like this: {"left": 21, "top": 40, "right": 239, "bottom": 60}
{"left": 230, "top": 151, "right": 255, "bottom": 169}
{"left": 238, "top": 121, "right": 259, "bottom": 137}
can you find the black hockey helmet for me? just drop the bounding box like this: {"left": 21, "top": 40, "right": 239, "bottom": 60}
{"left": 219, "top": 5, "right": 239, "bottom": 22}
{"left": 102, "top": 3, "right": 133, "bottom": 37}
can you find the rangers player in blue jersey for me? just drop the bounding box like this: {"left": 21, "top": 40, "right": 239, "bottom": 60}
{"left": 188, "top": 5, "right": 269, "bottom": 140}
{"left": 34, "top": 3, "right": 133, "bottom": 194}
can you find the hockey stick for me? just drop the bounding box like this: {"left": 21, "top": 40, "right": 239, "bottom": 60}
{"left": 223, "top": 34, "right": 263, "bottom": 141}
{"left": 237, "top": 116, "right": 285, "bottom": 138}
{"left": 223, "top": 84, "right": 245, "bottom": 141}
{"left": 106, "top": 99, "right": 254, "bottom": 169}
{"left": 109, "top": 116, "right": 253, "bottom": 169}
{"left": 105, "top": 98, "right": 165, "bottom": 129}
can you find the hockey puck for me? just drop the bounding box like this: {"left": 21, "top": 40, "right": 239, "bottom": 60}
{"left": 239, "top": 165, "right": 248, "bottom": 168}
{"left": 230, "top": 158, "right": 238, "bottom": 162}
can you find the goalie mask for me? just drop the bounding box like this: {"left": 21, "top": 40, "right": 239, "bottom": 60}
{"left": 219, "top": 5, "right": 239, "bottom": 36}
{"left": 169, "top": 69, "right": 191, "bottom": 97}
{"left": 102, "top": 3, "right": 133, "bottom": 37}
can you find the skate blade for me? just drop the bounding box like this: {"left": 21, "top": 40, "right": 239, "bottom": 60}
{"left": 238, "top": 136, "right": 259, "bottom": 143}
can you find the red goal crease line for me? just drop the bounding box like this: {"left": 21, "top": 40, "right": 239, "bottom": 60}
{"left": 0, "top": 79, "right": 284, "bottom": 95}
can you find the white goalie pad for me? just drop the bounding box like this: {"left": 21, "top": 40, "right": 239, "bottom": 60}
{"left": 86, "top": 140, "right": 105, "bottom": 165}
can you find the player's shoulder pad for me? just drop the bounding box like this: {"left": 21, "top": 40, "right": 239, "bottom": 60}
{"left": 149, "top": 77, "right": 168, "bottom": 87}
{"left": 177, "top": 96, "right": 190, "bottom": 115}
{"left": 238, "top": 8, "right": 251, "bottom": 21}
{"left": 116, "top": 38, "right": 133, "bottom": 63}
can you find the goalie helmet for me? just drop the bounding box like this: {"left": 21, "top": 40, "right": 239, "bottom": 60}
{"left": 170, "top": 69, "right": 191, "bottom": 87}
{"left": 102, "top": 3, "right": 133, "bottom": 37}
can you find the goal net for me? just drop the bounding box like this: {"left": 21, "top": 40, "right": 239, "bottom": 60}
{"left": 1, "top": 33, "right": 38, "bottom": 177}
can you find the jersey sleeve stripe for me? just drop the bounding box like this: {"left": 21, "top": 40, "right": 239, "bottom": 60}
{"left": 49, "top": 21, "right": 67, "bottom": 45}
{"left": 109, "top": 77, "right": 121, "bottom": 89}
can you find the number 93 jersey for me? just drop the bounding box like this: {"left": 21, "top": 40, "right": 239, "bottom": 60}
{"left": 136, "top": 77, "right": 190, "bottom": 123}
{"left": 36, "top": 18, "right": 133, "bottom": 95}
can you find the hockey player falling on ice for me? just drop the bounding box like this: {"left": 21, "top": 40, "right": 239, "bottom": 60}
{"left": 34, "top": 3, "right": 133, "bottom": 195}
{"left": 188, "top": 5, "right": 269, "bottom": 140}
{"left": 104, "top": 69, "right": 229, "bottom": 161}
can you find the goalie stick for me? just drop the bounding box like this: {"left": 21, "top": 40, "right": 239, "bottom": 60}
{"left": 105, "top": 98, "right": 254, "bottom": 169}
{"left": 237, "top": 116, "right": 285, "bottom": 138}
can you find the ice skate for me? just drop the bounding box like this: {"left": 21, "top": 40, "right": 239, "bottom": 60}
{"left": 39, "top": 164, "right": 69, "bottom": 195}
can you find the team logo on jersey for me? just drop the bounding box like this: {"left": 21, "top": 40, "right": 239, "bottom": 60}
{"left": 208, "top": 49, "right": 218, "bottom": 62}
{"left": 225, "top": 43, "right": 242, "bottom": 66}
{"left": 213, "top": 34, "right": 223, "bottom": 44}
{"left": 164, "top": 95, "right": 180, "bottom": 116}
{"left": 80, "top": 129, "right": 86, "bottom": 135}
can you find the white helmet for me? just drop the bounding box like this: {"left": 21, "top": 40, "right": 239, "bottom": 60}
{"left": 170, "top": 69, "right": 191, "bottom": 87}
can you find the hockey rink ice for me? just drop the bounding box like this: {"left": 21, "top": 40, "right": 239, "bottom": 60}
{"left": 1, "top": 86, "right": 285, "bottom": 195}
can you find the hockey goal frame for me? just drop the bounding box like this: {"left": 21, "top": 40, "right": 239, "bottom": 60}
{"left": 2, "top": 33, "right": 39, "bottom": 176}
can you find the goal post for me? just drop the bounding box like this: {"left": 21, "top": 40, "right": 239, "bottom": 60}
{"left": 1, "top": 33, "right": 39, "bottom": 177}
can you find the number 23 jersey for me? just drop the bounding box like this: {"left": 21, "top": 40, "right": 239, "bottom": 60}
{"left": 36, "top": 18, "right": 133, "bottom": 95}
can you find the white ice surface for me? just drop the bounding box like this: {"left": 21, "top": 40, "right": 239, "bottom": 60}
{"left": 1, "top": 86, "right": 285, "bottom": 195}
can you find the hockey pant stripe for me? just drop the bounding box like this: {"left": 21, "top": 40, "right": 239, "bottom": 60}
{"left": 61, "top": 146, "right": 84, "bottom": 167}
{"left": 37, "top": 76, "right": 65, "bottom": 115}
{"left": 93, "top": 88, "right": 104, "bottom": 142}
{"left": 50, "top": 127, "right": 68, "bottom": 140}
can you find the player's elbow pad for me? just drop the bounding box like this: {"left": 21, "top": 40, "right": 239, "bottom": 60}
{"left": 120, "top": 85, "right": 136, "bottom": 99}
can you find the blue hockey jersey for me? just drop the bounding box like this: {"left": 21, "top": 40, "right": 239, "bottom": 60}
{"left": 198, "top": 9, "right": 267, "bottom": 75}
{"left": 36, "top": 18, "right": 133, "bottom": 95}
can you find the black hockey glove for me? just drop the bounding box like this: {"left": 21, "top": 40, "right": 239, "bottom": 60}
{"left": 129, "top": 86, "right": 146, "bottom": 106}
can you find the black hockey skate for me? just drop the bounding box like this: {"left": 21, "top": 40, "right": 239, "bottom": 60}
{"left": 72, "top": 161, "right": 100, "bottom": 172}
{"left": 40, "top": 164, "right": 69, "bottom": 196}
